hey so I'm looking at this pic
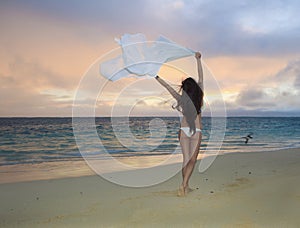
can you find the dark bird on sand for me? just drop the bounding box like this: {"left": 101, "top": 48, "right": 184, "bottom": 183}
{"left": 242, "top": 133, "right": 253, "bottom": 144}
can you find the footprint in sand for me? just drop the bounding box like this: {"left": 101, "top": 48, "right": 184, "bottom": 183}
{"left": 152, "top": 190, "right": 178, "bottom": 197}
{"left": 227, "top": 177, "right": 250, "bottom": 189}
{"left": 153, "top": 187, "right": 196, "bottom": 197}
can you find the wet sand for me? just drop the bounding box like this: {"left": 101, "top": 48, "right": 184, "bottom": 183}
{"left": 0, "top": 148, "right": 299, "bottom": 227}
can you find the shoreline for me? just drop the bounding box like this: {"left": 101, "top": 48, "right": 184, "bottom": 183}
{"left": 0, "top": 147, "right": 299, "bottom": 184}
{"left": 0, "top": 148, "right": 299, "bottom": 226}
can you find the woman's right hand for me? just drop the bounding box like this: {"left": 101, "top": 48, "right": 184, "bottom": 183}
{"left": 195, "top": 52, "right": 201, "bottom": 59}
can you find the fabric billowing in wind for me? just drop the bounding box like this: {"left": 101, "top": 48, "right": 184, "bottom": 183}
{"left": 100, "top": 33, "right": 195, "bottom": 81}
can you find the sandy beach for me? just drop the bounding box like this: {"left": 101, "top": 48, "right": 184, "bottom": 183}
{"left": 0, "top": 148, "right": 299, "bottom": 227}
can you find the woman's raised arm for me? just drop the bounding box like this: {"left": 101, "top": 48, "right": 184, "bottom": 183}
{"left": 155, "top": 75, "right": 180, "bottom": 101}
{"left": 195, "top": 52, "right": 204, "bottom": 91}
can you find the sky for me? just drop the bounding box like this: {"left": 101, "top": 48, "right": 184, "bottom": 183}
{"left": 1, "top": 0, "right": 300, "bottom": 117}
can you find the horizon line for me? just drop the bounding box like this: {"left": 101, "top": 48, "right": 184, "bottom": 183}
{"left": 1, "top": 116, "right": 300, "bottom": 118}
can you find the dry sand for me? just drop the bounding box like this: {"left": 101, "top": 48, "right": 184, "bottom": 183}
{"left": 0, "top": 148, "right": 300, "bottom": 227}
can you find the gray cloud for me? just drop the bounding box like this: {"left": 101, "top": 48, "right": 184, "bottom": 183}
{"left": 275, "top": 59, "right": 300, "bottom": 89}
{"left": 2, "top": 0, "right": 300, "bottom": 56}
{"left": 0, "top": 57, "right": 75, "bottom": 116}
{"left": 0, "top": 86, "right": 72, "bottom": 116}
{"left": 236, "top": 88, "right": 273, "bottom": 108}
{"left": 229, "top": 58, "right": 300, "bottom": 115}
{"left": 3, "top": 56, "right": 74, "bottom": 89}
{"left": 183, "top": 0, "right": 300, "bottom": 56}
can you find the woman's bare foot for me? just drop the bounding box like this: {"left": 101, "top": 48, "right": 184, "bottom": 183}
{"left": 186, "top": 186, "right": 194, "bottom": 193}
{"left": 177, "top": 185, "right": 186, "bottom": 197}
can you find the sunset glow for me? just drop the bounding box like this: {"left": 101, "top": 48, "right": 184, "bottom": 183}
{"left": 1, "top": 0, "right": 300, "bottom": 116}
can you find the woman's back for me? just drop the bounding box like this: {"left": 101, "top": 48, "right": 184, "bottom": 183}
{"left": 181, "top": 113, "right": 202, "bottom": 129}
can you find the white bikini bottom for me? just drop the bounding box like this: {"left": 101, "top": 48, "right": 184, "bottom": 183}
{"left": 180, "top": 127, "right": 202, "bottom": 137}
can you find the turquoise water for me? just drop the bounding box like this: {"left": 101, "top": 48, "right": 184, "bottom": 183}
{"left": 0, "top": 117, "right": 300, "bottom": 166}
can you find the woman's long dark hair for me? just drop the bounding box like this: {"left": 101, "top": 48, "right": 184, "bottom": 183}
{"left": 174, "top": 77, "right": 204, "bottom": 135}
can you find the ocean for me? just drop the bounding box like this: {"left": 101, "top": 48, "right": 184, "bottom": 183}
{"left": 0, "top": 117, "right": 300, "bottom": 182}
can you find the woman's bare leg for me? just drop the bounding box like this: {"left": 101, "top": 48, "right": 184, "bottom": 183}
{"left": 179, "top": 131, "right": 201, "bottom": 196}
{"left": 182, "top": 132, "right": 201, "bottom": 190}
{"left": 179, "top": 131, "right": 191, "bottom": 196}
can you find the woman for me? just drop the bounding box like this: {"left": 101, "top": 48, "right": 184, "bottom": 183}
{"left": 155, "top": 52, "right": 204, "bottom": 196}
